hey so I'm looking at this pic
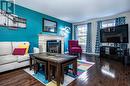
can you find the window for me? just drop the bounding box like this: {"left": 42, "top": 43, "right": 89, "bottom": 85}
{"left": 77, "top": 25, "right": 87, "bottom": 52}
{"left": 102, "top": 19, "right": 115, "bottom": 28}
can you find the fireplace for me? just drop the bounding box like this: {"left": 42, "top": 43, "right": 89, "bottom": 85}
{"left": 46, "top": 40, "right": 61, "bottom": 53}
{"left": 39, "top": 34, "right": 64, "bottom": 54}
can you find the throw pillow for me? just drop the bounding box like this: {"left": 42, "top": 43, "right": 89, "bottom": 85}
{"left": 12, "top": 48, "right": 26, "bottom": 55}
{"left": 18, "top": 43, "right": 29, "bottom": 54}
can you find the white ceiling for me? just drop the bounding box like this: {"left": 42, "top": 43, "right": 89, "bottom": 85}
{"left": 15, "top": 0, "right": 130, "bottom": 23}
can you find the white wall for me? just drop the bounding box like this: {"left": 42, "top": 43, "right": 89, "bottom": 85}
{"left": 73, "top": 11, "right": 130, "bottom": 53}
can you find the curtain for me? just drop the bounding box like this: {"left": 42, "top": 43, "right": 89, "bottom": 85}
{"left": 86, "top": 23, "right": 92, "bottom": 53}
{"left": 115, "top": 17, "right": 126, "bottom": 26}
{"left": 115, "top": 17, "right": 127, "bottom": 49}
{"left": 73, "top": 25, "right": 78, "bottom": 40}
{"left": 95, "top": 21, "right": 102, "bottom": 53}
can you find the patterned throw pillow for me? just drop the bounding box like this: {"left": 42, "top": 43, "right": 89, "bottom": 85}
{"left": 18, "top": 43, "right": 29, "bottom": 54}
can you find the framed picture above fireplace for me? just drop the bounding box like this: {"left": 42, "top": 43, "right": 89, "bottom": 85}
{"left": 42, "top": 18, "right": 57, "bottom": 33}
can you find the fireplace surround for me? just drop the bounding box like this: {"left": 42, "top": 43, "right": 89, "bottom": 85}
{"left": 39, "top": 34, "right": 64, "bottom": 54}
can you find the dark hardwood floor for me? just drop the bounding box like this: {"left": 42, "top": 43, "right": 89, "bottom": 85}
{"left": 0, "top": 54, "right": 130, "bottom": 86}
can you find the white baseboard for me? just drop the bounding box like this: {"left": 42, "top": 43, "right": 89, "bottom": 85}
{"left": 84, "top": 52, "right": 100, "bottom": 56}
{"left": 64, "top": 51, "right": 69, "bottom": 54}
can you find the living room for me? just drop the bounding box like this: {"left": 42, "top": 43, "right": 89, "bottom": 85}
{"left": 0, "top": 0, "right": 130, "bottom": 86}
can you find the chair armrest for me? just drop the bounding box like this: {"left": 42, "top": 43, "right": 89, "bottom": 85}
{"left": 77, "top": 45, "right": 82, "bottom": 48}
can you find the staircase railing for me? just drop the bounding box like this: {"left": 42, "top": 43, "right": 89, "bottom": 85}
{"left": 0, "top": 0, "right": 26, "bottom": 28}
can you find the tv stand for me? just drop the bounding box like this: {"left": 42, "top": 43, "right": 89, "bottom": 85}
{"left": 100, "top": 46, "right": 124, "bottom": 61}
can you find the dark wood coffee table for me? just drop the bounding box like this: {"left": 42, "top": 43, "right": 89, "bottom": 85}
{"left": 30, "top": 53, "right": 77, "bottom": 86}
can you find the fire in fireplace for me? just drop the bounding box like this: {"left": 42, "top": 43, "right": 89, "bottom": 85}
{"left": 46, "top": 40, "right": 61, "bottom": 53}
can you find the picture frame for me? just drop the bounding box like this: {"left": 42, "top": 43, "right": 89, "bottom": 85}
{"left": 42, "top": 18, "right": 57, "bottom": 33}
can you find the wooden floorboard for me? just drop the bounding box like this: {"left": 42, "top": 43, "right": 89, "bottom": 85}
{"left": 0, "top": 54, "right": 130, "bottom": 86}
{"left": 0, "top": 69, "right": 44, "bottom": 86}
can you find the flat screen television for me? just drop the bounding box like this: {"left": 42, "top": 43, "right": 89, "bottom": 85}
{"left": 100, "top": 24, "right": 128, "bottom": 43}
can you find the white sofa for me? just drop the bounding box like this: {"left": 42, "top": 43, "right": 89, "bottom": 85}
{"left": 0, "top": 42, "right": 30, "bottom": 73}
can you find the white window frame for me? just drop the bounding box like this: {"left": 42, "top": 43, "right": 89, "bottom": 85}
{"left": 102, "top": 19, "right": 115, "bottom": 28}
{"left": 77, "top": 24, "right": 87, "bottom": 52}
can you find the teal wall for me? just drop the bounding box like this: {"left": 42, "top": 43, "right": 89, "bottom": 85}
{"left": 0, "top": 5, "right": 72, "bottom": 53}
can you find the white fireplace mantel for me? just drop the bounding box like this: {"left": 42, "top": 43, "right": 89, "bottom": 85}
{"left": 38, "top": 34, "right": 64, "bottom": 54}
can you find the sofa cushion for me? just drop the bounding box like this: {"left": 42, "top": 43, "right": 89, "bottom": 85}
{"left": 0, "top": 55, "right": 17, "bottom": 65}
{"left": 17, "top": 54, "right": 29, "bottom": 62}
{"left": 12, "top": 42, "right": 30, "bottom": 52}
{"left": 13, "top": 48, "right": 26, "bottom": 55}
{"left": 0, "top": 42, "right": 12, "bottom": 56}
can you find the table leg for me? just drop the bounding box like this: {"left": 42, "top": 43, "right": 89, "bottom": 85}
{"left": 61, "top": 64, "right": 64, "bottom": 84}
{"left": 43, "top": 63, "right": 47, "bottom": 80}
{"left": 34, "top": 60, "right": 37, "bottom": 73}
{"left": 30, "top": 56, "right": 32, "bottom": 70}
{"left": 48, "top": 62, "right": 51, "bottom": 81}
{"left": 56, "top": 63, "right": 61, "bottom": 86}
{"left": 73, "top": 59, "right": 77, "bottom": 76}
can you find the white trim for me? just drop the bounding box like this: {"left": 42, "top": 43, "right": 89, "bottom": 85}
{"left": 72, "top": 24, "right": 74, "bottom": 40}
{"left": 84, "top": 52, "right": 100, "bottom": 56}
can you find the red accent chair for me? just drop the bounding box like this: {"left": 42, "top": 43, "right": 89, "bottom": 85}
{"left": 68, "top": 40, "right": 82, "bottom": 56}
